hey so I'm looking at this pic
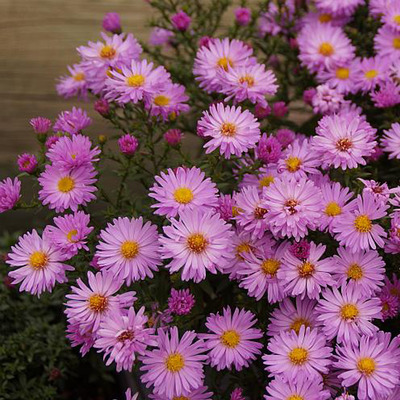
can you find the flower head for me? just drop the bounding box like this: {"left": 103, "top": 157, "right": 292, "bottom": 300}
{"left": 235, "top": 7, "right": 251, "bottom": 26}
{"left": 382, "top": 122, "right": 400, "bottom": 159}
{"left": 171, "top": 10, "right": 191, "bottom": 31}
{"left": 255, "top": 134, "right": 282, "bottom": 164}
{"left": 30, "top": 117, "right": 52, "bottom": 134}
{"left": 56, "top": 63, "right": 88, "bottom": 100}
{"left": 118, "top": 134, "right": 139, "bottom": 156}
{"left": 53, "top": 107, "right": 92, "bottom": 135}
{"left": 102, "top": 12, "right": 121, "bottom": 34}
{"left": 164, "top": 129, "right": 183, "bottom": 146}
{"left": 0, "top": 178, "right": 21, "bottom": 213}
{"left": 17, "top": 153, "right": 38, "bottom": 174}
{"left": 168, "top": 289, "right": 195, "bottom": 316}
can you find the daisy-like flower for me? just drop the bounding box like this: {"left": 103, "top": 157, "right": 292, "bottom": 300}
{"left": 167, "top": 288, "right": 195, "bottom": 316}
{"left": 149, "top": 166, "right": 218, "bottom": 218}
{"left": 46, "top": 134, "right": 100, "bottom": 171}
{"left": 199, "top": 307, "right": 263, "bottom": 371}
{"left": 44, "top": 211, "right": 93, "bottom": 258}
{"left": 140, "top": 327, "right": 207, "bottom": 399}
{"left": 38, "top": 164, "right": 97, "bottom": 212}
{"left": 320, "top": 182, "right": 354, "bottom": 233}
{"left": 379, "top": 292, "right": 399, "bottom": 320}
{"left": 334, "top": 334, "right": 400, "bottom": 400}
{"left": 267, "top": 297, "right": 321, "bottom": 337}
{"left": 263, "top": 326, "right": 332, "bottom": 382}
{"left": 311, "top": 84, "right": 347, "bottom": 115}
{"left": 333, "top": 193, "right": 388, "bottom": 252}
{"left": 381, "top": 122, "right": 400, "bottom": 159}
{"left": 105, "top": 59, "right": 170, "bottom": 104}
{"left": 219, "top": 62, "right": 278, "bottom": 107}
{"left": 159, "top": 209, "right": 234, "bottom": 282}
{"left": 94, "top": 306, "right": 157, "bottom": 372}
{"left": 7, "top": 230, "right": 73, "bottom": 296}
{"left": 265, "top": 376, "right": 330, "bottom": 400}
{"left": 95, "top": 217, "right": 161, "bottom": 285}
{"left": 384, "top": 3, "right": 400, "bottom": 32}
{"left": 264, "top": 176, "right": 322, "bottom": 240}
{"left": 149, "top": 27, "right": 174, "bottom": 47}
{"left": 149, "top": 386, "right": 213, "bottom": 400}
{"left": 317, "top": 61, "right": 358, "bottom": 94}
{"left": 65, "top": 271, "right": 136, "bottom": 333}
{"left": 314, "top": 0, "right": 364, "bottom": 16}
{"left": 278, "top": 241, "right": 334, "bottom": 299}
{"left": 197, "top": 103, "right": 261, "bottom": 159}
{"left": 386, "top": 211, "right": 400, "bottom": 254}
{"left": 53, "top": 107, "right": 92, "bottom": 135}
{"left": 17, "top": 153, "right": 38, "bottom": 174}
{"left": 353, "top": 56, "right": 390, "bottom": 93}
{"left": 312, "top": 113, "right": 377, "bottom": 170}
{"left": 277, "top": 139, "right": 319, "bottom": 179}
{"left": 359, "top": 178, "right": 393, "bottom": 206}
{"left": 30, "top": 116, "right": 52, "bottom": 134}
{"left": 239, "top": 166, "right": 279, "bottom": 193}
{"left": 332, "top": 247, "right": 385, "bottom": 296}
{"left": 297, "top": 23, "right": 355, "bottom": 72}
{"left": 0, "top": 177, "right": 21, "bottom": 213}
{"left": 316, "top": 284, "right": 381, "bottom": 345}
{"left": 66, "top": 320, "right": 96, "bottom": 356}
{"left": 56, "top": 63, "right": 88, "bottom": 100}
{"left": 237, "top": 241, "right": 289, "bottom": 302}
{"left": 234, "top": 186, "right": 269, "bottom": 239}
{"left": 370, "top": 79, "right": 400, "bottom": 108}
{"left": 375, "top": 26, "right": 400, "bottom": 62}
{"left": 144, "top": 83, "right": 189, "bottom": 120}
{"left": 216, "top": 193, "right": 237, "bottom": 222}
{"left": 193, "top": 38, "right": 255, "bottom": 92}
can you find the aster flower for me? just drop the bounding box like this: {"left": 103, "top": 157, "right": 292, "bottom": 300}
{"left": 105, "top": 59, "right": 170, "bottom": 104}
{"left": 44, "top": 211, "right": 93, "bottom": 258}
{"left": 383, "top": 273, "right": 400, "bottom": 300}
{"left": 167, "top": 289, "right": 195, "bottom": 316}
{"left": 276, "top": 128, "right": 296, "bottom": 148}
{"left": 264, "top": 176, "right": 322, "bottom": 240}
{"left": 118, "top": 134, "right": 138, "bottom": 156}
{"left": 379, "top": 292, "right": 399, "bottom": 320}
{"left": 66, "top": 320, "right": 96, "bottom": 356}
{"left": 30, "top": 116, "right": 52, "bottom": 134}
{"left": 334, "top": 334, "right": 400, "bottom": 400}
{"left": 7, "top": 229, "right": 73, "bottom": 296}
{"left": 159, "top": 209, "right": 233, "bottom": 282}
{"left": 53, "top": 107, "right": 92, "bottom": 135}
{"left": 149, "top": 386, "right": 213, "bottom": 400}
{"left": 312, "top": 113, "right": 377, "bottom": 170}
{"left": 149, "top": 27, "right": 174, "bottom": 47}
{"left": 263, "top": 326, "right": 332, "bottom": 382}
{"left": 171, "top": 10, "right": 191, "bottom": 31}
{"left": 332, "top": 193, "right": 388, "bottom": 252}
{"left": 17, "top": 153, "right": 38, "bottom": 173}
{"left": 237, "top": 241, "right": 289, "bottom": 302}
{"left": 46, "top": 134, "right": 100, "bottom": 170}
{"left": 382, "top": 122, "right": 400, "bottom": 159}
{"left": 164, "top": 129, "right": 183, "bottom": 146}
{"left": 375, "top": 26, "right": 400, "bottom": 61}
{"left": 354, "top": 56, "right": 390, "bottom": 93}
{"left": 149, "top": 166, "right": 218, "bottom": 218}
{"left": 272, "top": 101, "right": 288, "bottom": 118}
{"left": 219, "top": 63, "right": 278, "bottom": 107}
{"left": 216, "top": 193, "right": 237, "bottom": 222}
{"left": 385, "top": 211, "right": 400, "bottom": 253}
{"left": 0, "top": 178, "right": 21, "bottom": 213}
{"left": 297, "top": 23, "right": 355, "bottom": 72}
{"left": 199, "top": 307, "right": 263, "bottom": 371}
{"left": 335, "top": 392, "right": 355, "bottom": 400}
{"left": 359, "top": 178, "right": 393, "bottom": 206}
{"left": 267, "top": 297, "right": 321, "bottom": 336}
{"left": 38, "top": 164, "right": 97, "bottom": 212}
{"left": 265, "top": 376, "right": 330, "bottom": 400}
{"left": 317, "top": 61, "right": 358, "bottom": 94}
{"left": 289, "top": 240, "right": 311, "bottom": 260}
{"left": 193, "top": 38, "right": 255, "bottom": 92}
{"left": 95, "top": 217, "right": 161, "bottom": 285}
{"left": 140, "top": 327, "right": 207, "bottom": 399}
{"left": 56, "top": 63, "right": 88, "bottom": 100}
{"left": 94, "top": 306, "right": 156, "bottom": 372}
{"left": 235, "top": 7, "right": 251, "bottom": 25}
{"left": 255, "top": 134, "right": 282, "bottom": 164}
{"left": 65, "top": 271, "right": 136, "bottom": 333}
{"left": 278, "top": 241, "right": 334, "bottom": 299}
{"left": 102, "top": 12, "right": 121, "bottom": 34}
{"left": 371, "top": 79, "right": 400, "bottom": 108}
{"left": 239, "top": 166, "right": 278, "bottom": 193}
{"left": 230, "top": 388, "right": 246, "bottom": 400}
{"left": 315, "top": 0, "right": 364, "bottom": 16}
{"left": 197, "top": 103, "right": 261, "bottom": 159}
{"left": 311, "top": 84, "right": 346, "bottom": 114}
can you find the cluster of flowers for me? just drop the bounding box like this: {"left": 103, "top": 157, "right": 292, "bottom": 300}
{"left": 2, "top": 1, "right": 400, "bottom": 399}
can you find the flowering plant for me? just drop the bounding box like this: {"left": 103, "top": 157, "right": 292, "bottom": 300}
{"left": 2, "top": 0, "right": 400, "bottom": 399}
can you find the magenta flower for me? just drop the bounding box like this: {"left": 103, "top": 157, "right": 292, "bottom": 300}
{"left": 66, "top": 320, "right": 96, "bottom": 356}
{"left": 140, "top": 327, "right": 207, "bottom": 399}
{"left": 311, "top": 84, "right": 346, "bottom": 114}
{"left": 0, "top": 178, "right": 21, "bottom": 213}
{"left": 167, "top": 289, "right": 195, "bottom": 316}
{"left": 303, "top": 87, "right": 317, "bottom": 105}
{"left": 199, "top": 307, "right": 263, "bottom": 371}
{"left": 17, "top": 153, "right": 38, "bottom": 174}
{"left": 289, "top": 240, "right": 311, "bottom": 260}
{"left": 30, "top": 116, "right": 52, "bottom": 134}
{"left": 386, "top": 211, "right": 400, "bottom": 254}
{"left": 317, "top": 61, "right": 358, "bottom": 94}
{"left": 371, "top": 79, "right": 400, "bottom": 108}
{"left": 230, "top": 388, "right": 246, "bottom": 400}
{"left": 118, "top": 134, "right": 139, "bottom": 156}
{"left": 102, "top": 12, "right": 121, "bottom": 34}
{"left": 382, "top": 122, "right": 400, "bottom": 159}
{"left": 275, "top": 128, "right": 295, "bottom": 148}
{"left": 354, "top": 56, "right": 389, "bottom": 93}
{"left": 255, "top": 134, "right": 282, "bottom": 164}
{"left": 45, "top": 135, "right": 61, "bottom": 149}
{"left": 53, "top": 107, "right": 92, "bottom": 135}
{"left": 149, "top": 386, "right": 213, "bottom": 400}
{"left": 56, "top": 63, "right": 88, "bottom": 100}
{"left": 160, "top": 209, "right": 233, "bottom": 282}
{"left": 149, "top": 166, "right": 218, "bottom": 218}
{"left": 235, "top": 7, "right": 251, "bottom": 25}
{"left": 7, "top": 230, "right": 73, "bottom": 296}
{"left": 379, "top": 292, "right": 399, "bottom": 320}
{"left": 254, "top": 103, "right": 271, "bottom": 119}
{"left": 149, "top": 27, "right": 174, "bottom": 47}
{"left": 239, "top": 166, "right": 278, "bottom": 193}
{"left": 94, "top": 98, "right": 110, "bottom": 116}
{"left": 171, "top": 10, "right": 191, "bottom": 31}
{"left": 375, "top": 26, "right": 400, "bottom": 62}
{"left": 272, "top": 101, "right": 288, "bottom": 118}
{"left": 164, "top": 129, "right": 183, "bottom": 146}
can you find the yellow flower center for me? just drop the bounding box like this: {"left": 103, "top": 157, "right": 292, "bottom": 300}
{"left": 261, "top": 258, "right": 281, "bottom": 277}
{"left": 347, "top": 263, "right": 363, "bottom": 280}
{"left": 325, "top": 202, "right": 342, "bottom": 217}
{"left": 289, "top": 347, "right": 308, "bottom": 365}
{"left": 117, "top": 330, "right": 134, "bottom": 342}
{"left": 254, "top": 206, "right": 268, "bottom": 219}
{"left": 120, "top": 241, "right": 140, "bottom": 259}
{"left": 354, "top": 215, "right": 372, "bottom": 233}
{"left": 173, "top": 187, "right": 194, "bottom": 204}
{"left": 336, "top": 67, "right": 350, "bottom": 80}
{"left": 73, "top": 72, "right": 85, "bottom": 81}
{"left": 357, "top": 357, "right": 376, "bottom": 376}
{"left": 318, "top": 13, "right": 332, "bottom": 23}
{"left": 365, "top": 69, "right": 378, "bottom": 80}
{"left": 58, "top": 176, "right": 75, "bottom": 193}
{"left": 29, "top": 251, "right": 49, "bottom": 270}
{"left": 238, "top": 75, "right": 255, "bottom": 87}
{"left": 336, "top": 138, "right": 353, "bottom": 151}
{"left": 217, "top": 56, "right": 233, "bottom": 71}
{"left": 235, "top": 242, "right": 252, "bottom": 260}
{"left": 288, "top": 396, "right": 304, "bottom": 400}
{"left": 319, "top": 42, "right": 334, "bottom": 56}
{"left": 187, "top": 233, "right": 208, "bottom": 253}
{"left": 154, "top": 95, "right": 170, "bottom": 106}
{"left": 173, "top": 397, "right": 189, "bottom": 400}
{"left": 127, "top": 74, "right": 145, "bottom": 87}
{"left": 66, "top": 229, "right": 78, "bottom": 243}
{"left": 259, "top": 175, "right": 275, "bottom": 188}
{"left": 220, "top": 330, "right": 241, "bottom": 348}
{"left": 100, "top": 45, "right": 116, "bottom": 59}
{"left": 340, "top": 304, "right": 359, "bottom": 320}
{"left": 394, "top": 37, "right": 400, "bottom": 49}
{"left": 232, "top": 206, "right": 241, "bottom": 217}
{"left": 285, "top": 157, "right": 302, "bottom": 173}
{"left": 285, "top": 199, "right": 299, "bottom": 215}
{"left": 290, "top": 318, "right": 310, "bottom": 335}
{"left": 88, "top": 294, "right": 108, "bottom": 312}
{"left": 220, "top": 122, "right": 237, "bottom": 137}
{"left": 394, "top": 15, "right": 400, "bottom": 25}
{"left": 165, "top": 353, "right": 185, "bottom": 372}
{"left": 298, "top": 262, "right": 315, "bottom": 278}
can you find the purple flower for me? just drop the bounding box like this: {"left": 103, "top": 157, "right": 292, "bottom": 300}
{"left": 164, "top": 129, "right": 183, "bottom": 146}
{"left": 231, "top": 388, "right": 246, "bottom": 400}
{"left": 303, "top": 87, "right": 317, "bottom": 105}
{"left": 371, "top": 80, "right": 400, "bottom": 108}
{"left": 289, "top": 240, "right": 311, "bottom": 260}
{"left": 17, "top": 153, "right": 37, "bottom": 174}
{"left": 102, "top": 12, "right": 121, "bottom": 34}
{"left": 254, "top": 103, "right": 271, "bottom": 119}
{"left": 275, "top": 128, "right": 295, "bottom": 148}
{"left": 149, "top": 27, "right": 174, "bottom": 46}
{"left": 94, "top": 98, "right": 110, "bottom": 116}
{"left": 53, "top": 107, "right": 92, "bottom": 135}
{"left": 272, "top": 101, "right": 288, "bottom": 117}
{"left": 256, "top": 134, "right": 282, "bottom": 164}
{"left": 56, "top": 63, "right": 88, "bottom": 100}
{"left": 235, "top": 7, "right": 252, "bottom": 26}
{"left": 171, "top": 10, "right": 191, "bottom": 31}
{"left": 167, "top": 288, "right": 195, "bottom": 315}
{"left": 118, "top": 134, "right": 139, "bottom": 156}
{"left": 0, "top": 178, "right": 21, "bottom": 213}
{"left": 30, "top": 117, "right": 52, "bottom": 134}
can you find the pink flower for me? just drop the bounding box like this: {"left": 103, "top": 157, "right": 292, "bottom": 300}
{"left": 275, "top": 128, "right": 295, "bottom": 148}
{"left": 102, "top": 12, "right": 121, "bottom": 34}
{"left": 66, "top": 320, "right": 96, "bottom": 356}
{"left": 255, "top": 134, "right": 282, "bottom": 164}
{"left": 230, "top": 388, "right": 246, "bottom": 400}
{"left": 30, "top": 117, "right": 52, "bottom": 134}
{"left": 254, "top": 103, "right": 271, "bottom": 119}
{"left": 17, "top": 153, "right": 37, "bottom": 174}
{"left": 53, "top": 107, "right": 92, "bottom": 135}
{"left": 235, "top": 7, "right": 251, "bottom": 25}
{"left": 303, "top": 87, "right": 317, "bottom": 105}
{"left": 149, "top": 28, "right": 174, "bottom": 46}
{"left": 168, "top": 289, "right": 195, "bottom": 315}
{"left": 375, "top": 26, "right": 400, "bottom": 62}
{"left": 149, "top": 386, "right": 213, "bottom": 400}
{"left": 199, "top": 307, "right": 263, "bottom": 371}
{"left": 386, "top": 211, "right": 400, "bottom": 254}
{"left": 56, "top": 63, "right": 88, "bottom": 100}
{"left": 382, "top": 122, "right": 400, "bottom": 159}
{"left": 164, "top": 129, "right": 183, "bottom": 146}
{"left": 289, "top": 240, "right": 311, "bottom": 260}
{"left": 94, "top": 98, "right": 110, "bottom": 116}
{"left": 379, "top": 292, "right": 399, "bottom": 320}
{"left": 354, "top": 56, "right": 390, "bottom": 93}
{"left": 311, "top": 84, "right": 346, "bottom": 114}
{"left": 272, "top": 101, "right": 288, "bottom": 118}
{"left": 317, "top": 61, "right": 358, "bottom": 94}
{"left": 118, "top": 134, "right": 139, "bottom": 156}
{"left": 0, "top": 178, "right": 21, "bottom": 213}
{"left": 371, "top": 79, "right": 400, "bottom": 107}
{"left": 171, "top": 10, "right": 191, "bottom": 31}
